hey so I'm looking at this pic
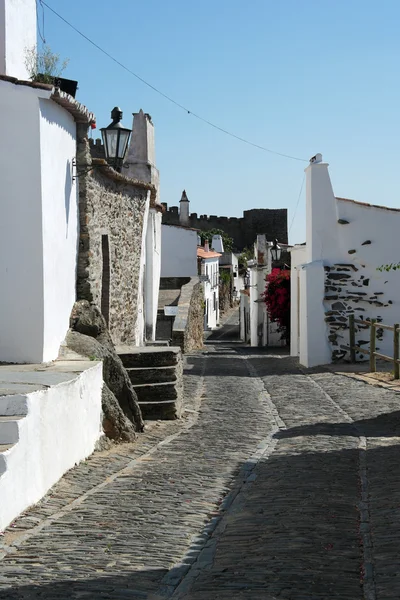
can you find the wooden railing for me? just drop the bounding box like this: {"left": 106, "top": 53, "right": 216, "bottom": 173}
{"left": 349, "top": 314, "right": 400, "bottom": 378}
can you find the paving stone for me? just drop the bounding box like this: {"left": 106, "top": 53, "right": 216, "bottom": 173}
{"left": 1, "top": 318, "right": 400, "bottom": 599}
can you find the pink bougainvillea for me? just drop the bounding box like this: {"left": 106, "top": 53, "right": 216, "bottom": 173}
{"left": 262, "top": 268, "right": 290, "bottom": 341}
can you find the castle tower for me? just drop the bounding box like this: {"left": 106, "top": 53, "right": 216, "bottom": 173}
{"left": 179, "top": 190, "right": 190, "bottom": 226}
{"left": 124, "top": 109, "right": 159, "bottom": 191}
{"left": 0, "top": 0, "right": 37, "bottom": 79}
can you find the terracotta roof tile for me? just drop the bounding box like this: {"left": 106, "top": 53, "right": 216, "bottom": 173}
{"left": 197, "top": 247, "right": 222, "bottom": 259}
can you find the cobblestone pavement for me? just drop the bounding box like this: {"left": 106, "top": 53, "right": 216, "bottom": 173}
{"left": 1, "top": 317, "right": 400, "bottom": 599}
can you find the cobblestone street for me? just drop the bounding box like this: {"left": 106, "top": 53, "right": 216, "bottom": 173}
{"left": 2, "top": 313, "right": 400, "bottom": 599}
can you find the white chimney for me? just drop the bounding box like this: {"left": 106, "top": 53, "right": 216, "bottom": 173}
{"left": 211, "top": 235, "right": 224, "bottom": 253}
{"left": 0, "top": 0, "right": 37, "bottom": 79}
{"left": 204, "top": 239, "right": 210, "bottom": 252}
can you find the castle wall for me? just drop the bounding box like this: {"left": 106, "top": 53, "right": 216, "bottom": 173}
{"left": 162, "top": 206, "right": 287, "bottom": 251}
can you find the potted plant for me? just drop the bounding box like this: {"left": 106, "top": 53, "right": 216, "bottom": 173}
{"left": 25, "top": 45, "right": 78, "bottom": 98}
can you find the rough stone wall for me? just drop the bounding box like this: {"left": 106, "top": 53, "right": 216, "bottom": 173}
{"left": 77, "top": 124, "right": 148, "bottom": 346}
{"left": 162, "top": 207, "right": 288, "bottom": 251}
{"left": 219, "top": 281, "right": 232, "bottom": 313}
{"left": 172, "top": 279, "right": 204, "bottom": 353}
{"left": 324, "top": 264, "right": 390, "bottom": 362}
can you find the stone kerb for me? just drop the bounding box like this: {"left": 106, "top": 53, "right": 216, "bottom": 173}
{"left": 172, "top": 278, "right": 204, "bottom": 353}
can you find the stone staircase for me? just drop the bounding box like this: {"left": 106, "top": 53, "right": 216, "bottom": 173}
{"left": 0, "top": 395, "right": 27, "bottom": 477}
{"left": 117, "top": 347, "right": 183, "bottom": 420}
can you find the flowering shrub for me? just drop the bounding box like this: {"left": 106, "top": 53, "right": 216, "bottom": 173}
{"left": 262, "top": 268, "right": 290, "bottom": 341}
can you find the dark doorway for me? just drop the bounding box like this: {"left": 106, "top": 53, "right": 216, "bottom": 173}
{"left": 101, "top": 235, "right": 110, "bottom": 325}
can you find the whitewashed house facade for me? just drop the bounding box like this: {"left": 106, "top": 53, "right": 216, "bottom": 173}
{"left": 239, "top": 235, "right": 288, "bottom": 347}
{"left": 291, "top": 153, "right": 400, "bottom": 368}
{"left": 198, "top": 241, "right": 221, "bottom": 330}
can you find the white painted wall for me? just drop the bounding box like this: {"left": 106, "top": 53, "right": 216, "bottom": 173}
{"left": 203, "top": 257, "right": 220, "bottom": 329}
{"left": 0, "top": 81, "right": 45, "bottom": 362}
{"left": 135, "top": 193, "right": 150, "bottom": 346}
{"left": 290, "top": 245, "right": 307, "bottom": 357}
{"left": 0, "top": 0, "right": 36, "bottom": 79}
{"left": 40, "top": 99, "right": 78, "bottom": 362}
{"left": 292, "top": 154, "right": 400, "bottom": 367}
{"left": 161, "top": 225, "right": 198, "bottom": 277}
{"left": 0, "top": 80, "right": 80, "bottom": 363}
{"left": 0, "top": 363, "right": 103, "bottom": 531}
{"left": 145, "top": 208, "right": 162, "bottom": 341}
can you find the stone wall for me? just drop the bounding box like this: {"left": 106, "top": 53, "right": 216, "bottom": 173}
{"left": 162, "top": 206, "right": 288, "bottom": 251}
{"left": 76, "top": 124, "right": 150, "bottom": 346}
{"left": 324, "top": 263, "right": 390, "bottom": 362}
{"left": 172, "top": 279, "right": 204, "bottom": 353}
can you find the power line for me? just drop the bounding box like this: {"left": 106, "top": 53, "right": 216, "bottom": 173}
{"left": 36, "top": 0, "right": 46, "bottom": 43}
{"left": 289, "top": 174, "right": 305, "bottom": 233}
{"left": 40, "top": 1, "right": 308, "bottom": 164}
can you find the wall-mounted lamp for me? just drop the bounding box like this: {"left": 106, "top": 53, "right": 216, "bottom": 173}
{"left": 100, "top": 107, "right": 132, "bottom": 173}
{"left": 270, "top": 239, "right": 282, "bottom": 263}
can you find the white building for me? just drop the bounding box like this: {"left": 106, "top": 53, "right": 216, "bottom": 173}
{"left": 198, "top": 241, "right": 221, "bottom": 330}
{"left": 161, "top": 224, "right": 198, "bottom": 278}
{"left": 0, "top": 0, "right": 103, "bottom": 531}
{"left": 0, "top": 3, "right": 96, "bottom": 363}
{"left": 239, "top": 235, "right": 288, "bottom": 347}
{"left": 291, "top": 153, "right": 400, "bottom": 368}
{"left": 124, "top": 110, "right": 162, "bottom": 343}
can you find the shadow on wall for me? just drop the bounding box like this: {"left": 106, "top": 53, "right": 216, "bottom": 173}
{"left": 64, "top": 159, "right": 72, "bottom": 235}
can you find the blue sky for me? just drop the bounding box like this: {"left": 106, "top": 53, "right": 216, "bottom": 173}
{"left": 40, "top": 0, "right": 400, "bottom": 244}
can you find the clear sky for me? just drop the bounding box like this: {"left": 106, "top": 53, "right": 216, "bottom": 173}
{"left": 40, "top": 0, "right": 400, "bottom": 245}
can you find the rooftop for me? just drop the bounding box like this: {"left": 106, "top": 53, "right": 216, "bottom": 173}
{"left": 197, "top": 247, "right": 222, "bottom": 259}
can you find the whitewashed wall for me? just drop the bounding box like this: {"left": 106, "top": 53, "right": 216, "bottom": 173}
{"left": 135, "top": 193, "right": 150, "bottom": 346}
{"left": 145, "top": 208, "right": 162, "bottom": 341}
{"left": 0, "top": 363, "right": 103, "bottom": 531}
{"left": 0, "top": 0, "right": 36, "bottom": 79}
{"left": 40, "top": 99, "right": 78, "bottom": 362}
{"left": 161, "top": 225, "right": 198, "bottom": 277}
{"left": 293, "top": 155, "right": 400, "bottom": 367}
{"left": 0, "top": 81, "right": 79, "bottom": 363}
{"left": 203, "top": 257, "right": 219, "bottom": 329}
{"left": 0, "top": 82, "right": 45, "bottom": 362}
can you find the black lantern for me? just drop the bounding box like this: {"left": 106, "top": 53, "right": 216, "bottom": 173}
{"left": 100, "top": 107, "right": 132, "bottom": 172}
{"left": 270, "top": 239, "right": 282, "bottom": 263}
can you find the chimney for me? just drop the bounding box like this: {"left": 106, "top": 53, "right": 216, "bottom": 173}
{"left": 179, "top": 190, "right": 190, "bottom": 226}
{"left": 305, "top": 152, "right": 339, "bottom": 263}
{"left": 204, "top": 239, "right": 210, "bottom": 252}
{"left": 0, "top": 0, "right": 37, "bottom": 79}
{"left": 211, "top": 235, "right": 224, "bottom": 253}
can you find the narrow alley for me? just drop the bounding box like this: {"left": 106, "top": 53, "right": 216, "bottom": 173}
{"left": 1, "top": 313, "right": 400, "bottom": 599}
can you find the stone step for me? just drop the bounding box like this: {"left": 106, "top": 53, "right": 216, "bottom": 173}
{"left": 118, "top": 346, "right": 181, "bottom": 368}
{"left": 0, "top": 394, "right": 28, "bottom": 416}
{"left": 126, "top": 366, "right": 177, "bottom": 385}
{"left": 139, "top": 400, "right": 181, "bottom": 420}
{"left": 0, "top": 416, "right": 24, "bottom": 444}
{"left": 0, "top": 444, "right": 14, "bottom": 477}
{"left": 132, "top": 381, "right": 182, "bottom": 402}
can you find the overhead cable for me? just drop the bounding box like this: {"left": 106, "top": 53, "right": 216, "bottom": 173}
{"left": 40, "top": 1, "right": 308, "bottom": 163}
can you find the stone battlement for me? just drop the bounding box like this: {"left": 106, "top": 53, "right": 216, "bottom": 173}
{"left": 162, "top": 205, "right": 287, "bottom": 251}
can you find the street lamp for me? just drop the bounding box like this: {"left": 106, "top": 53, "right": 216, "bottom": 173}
{"left": 100, "top": 107, "right": 132, "bottom": 172}
{"left": 270, "top": 239, "right": 282, "bottom": 264}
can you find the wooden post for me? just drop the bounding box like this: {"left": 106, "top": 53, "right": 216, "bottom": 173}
{"left": 370, "top": 319, "right": 377, "bottom": 373}
{"left": 349, "top": 314, "right": 356, "bottom": 363}
{"left": 394, "top": 324, "right": 400, "bottom": 379}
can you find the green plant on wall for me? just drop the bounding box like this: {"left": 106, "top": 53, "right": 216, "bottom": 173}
{"left": 200, "top": 229, "right": 233, "bottom": 252}
{"left": 25, "top": 44, "right": 69, "bottom": 84}
{"left": 219, "top": 269, "right": 232, "bottom": 285}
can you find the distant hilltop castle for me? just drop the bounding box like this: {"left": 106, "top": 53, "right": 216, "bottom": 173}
{"left": 162, "top": 191, "right": 288, "bottom": 251}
